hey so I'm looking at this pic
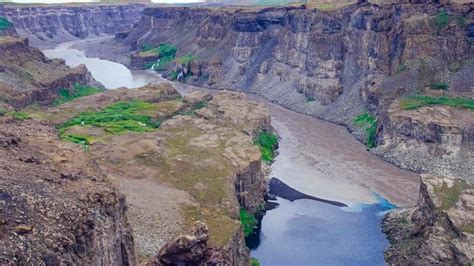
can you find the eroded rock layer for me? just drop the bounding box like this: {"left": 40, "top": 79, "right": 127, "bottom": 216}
{"left": 383, "top": 174, "right": 473, "bottom": 264}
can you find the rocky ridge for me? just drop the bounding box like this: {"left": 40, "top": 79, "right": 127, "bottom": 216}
{"left": 383, "top": 174, "right": 473, "bottom": 264}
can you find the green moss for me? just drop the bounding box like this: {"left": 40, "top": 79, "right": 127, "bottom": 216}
{"left": 240, "top": 209, "right": 258, "bottom": 237}
{"left": 254, "top": 131, "right": 278, "bottom": 163}
{"left": 59, "top": 100, "right": 163, "bottom": 137}
{"left": 0, "top": 17, "right": 12, "bottom": 31}
{"left": 251, "top": 258, "right": 261, "bottom": 266}
{"left": 430, "top": 10, "right": 451, "bottom": 31}
{"left": 459, "top": 224, "right": 474, "bottom": 234}
{"left": 141, "top": 43, "right": 177, "bottom": 66}
{"left": 430, "top": 83, "right": 449, "bottom": 90}
{"left": 0, "top": 108, "right": 5, "bottom": 116}
{"left": 7, "top": 111, "right": 30, "bottom": 121}
{"left": 400, "top": 96, "right": 474, "bottom": 110}
{"left": 176, "top": 54, "right": 198, "bottom": 65}
{"left": 353, "top": 112, "right": 377, "bottom": 148}
{"left": 433, "top": 179, "right": 469, "bottom": 212}
{"left": 53, "top": 84, "right": 102, "bottom": 106}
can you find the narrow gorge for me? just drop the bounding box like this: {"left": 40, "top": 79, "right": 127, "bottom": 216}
{"left": 0, "top": 1, "right": 473, "bottom": 265}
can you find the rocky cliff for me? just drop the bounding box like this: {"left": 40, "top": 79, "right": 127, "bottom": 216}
{"left": 0, "top": 35, "right": 94, "bottom": 108}
{"left": 0, "top": 118, "right": 135, "bottom": 265}
{"left": 1, "top": 3, "right": 145, "bottom": 48}
{"left": 119, "top": 0, "right": 473, "bottom": 182}
{"left": 383, "top": 174, "right": 473, "bottom": 264}
{"left": 21, "top": 84, "right": 270, "bottom": 264}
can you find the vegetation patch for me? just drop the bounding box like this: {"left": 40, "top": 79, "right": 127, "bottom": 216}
{"left": 251, "top": 258, "right": 261, "bottom": 266}
{"left": 53, "top": 84, "right": 102, "bottom": 106}
{"left": 176, "top": 54, "right": 198, "bottom": 65}
{"left": 433, "top": 179, "right": 469, "bottom": 212}
{"left": 430, "top": 10, "right": 451, "bottom": 31}
{"left": 429, "top": 82, "right": 449, "bottom": 90}
{"left": 254, "top": 131, "right": 278, "bottom": 163}
{"left": 7, "top": 111, "right": 30, "bottom": 121}
{"left": 240, "top": 209, "right": 258, "bottom": 237}
{"left": 400, "top": 96, "right": 474, "bottom": 110}
{"left": 141, "top": 43, "right": 177, "bottom": 67}
{"left": 0, "top": 17, "right": 12, "bottom": 31}
{"left": 353, "top": 112, "right": 377, "bottom": 148}
{"left": 58, "top": 100, "right": 164, "bottom": 143}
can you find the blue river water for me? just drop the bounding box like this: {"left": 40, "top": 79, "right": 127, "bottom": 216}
{"left": 249, "top": 195, "right": 395, "bottom": 266}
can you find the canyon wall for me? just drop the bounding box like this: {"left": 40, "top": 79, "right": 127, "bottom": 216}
{"left": 0, "top": 3, "right": 145, "bottom": 48}
{"left": 121, "top": 1, "right": 473, "bottom": 182}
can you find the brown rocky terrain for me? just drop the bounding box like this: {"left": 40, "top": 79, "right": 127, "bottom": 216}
{"left": 0, "top": 35, "right": 95, "bottom": 108}
{"left": 383, "top": 174, "right": 473, "bottom": 264}
{"left": 13, "top": 83, "right": 271, "bottom": 264}
{"left": 0, "top": 117, "right": 135, "bottom": 265}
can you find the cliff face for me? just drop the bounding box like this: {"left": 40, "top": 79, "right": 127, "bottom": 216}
{"left": 1, "top": 3, "right": 144, "bottom": 48}
{"left": 122, "top": 1, "right": 473, "bottom": 181}
{"left": 383, "top": 174, "right": 473, "bottom": 264}
{"left": 0, "top": 36, "right": 93, "bottom": 108}
{"left": 0, "top": 118, "right": 135, "bottom": 265}
{"left": 124, "top": 1, "right": 472, "bottom": 118}
{"left": 24, "top": 85, "right": 270, "bottom": 264}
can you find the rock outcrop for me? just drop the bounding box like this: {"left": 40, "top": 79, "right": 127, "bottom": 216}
{"left": 0, "top": 35, "right": 94, "bottom": 108}
{"left": 25, "top": 85, "right": 270, "bottom": 264}
{"left": 1, "top": 3, "right": 145, "bottom": 48}
{"left": 0, "top": 118, "right": 135, "bottom": 265}
{"left": 383, "top": 174, "right": 473, "bottom": 265}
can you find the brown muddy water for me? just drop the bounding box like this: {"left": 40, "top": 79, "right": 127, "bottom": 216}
{"left": 44, "top": 39, "right": 420, "bottom": 266}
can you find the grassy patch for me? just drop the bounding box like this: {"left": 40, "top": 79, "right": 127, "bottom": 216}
{"left": 0, "top": 108, "right": 5, "bottom": 116}
{"left": 240, "top": 209, "right": 258, "bottom": 237}
{"left": 59, "top": 100, "right": 163, "bottom": 141}
{"left": 314, "top": 2, "right": 336, "bottom": 10}
{"left": 0, "top": 17, "right": 12, "bottom": 31}
{"left": 141, "top": 43, "right": 177, "bottom": 66}
{"left": 176, "top": 54, "right": 198, "bottom": 65}
{"left": 433, "top": 179, "right": 469, "bottom": 212}
{"left": 254, "top": 131, "right": 278, "bottom": 163}
{"left": 54, "top": 84, "right": 102, "bottom": 106}
{"left": 459, "top": 224, "right": 474, "bottom": 234}
{"left": 251, "top": 258, "right": 261, "bottom": 266}
{"left": 353, "top": 112, "right": 377, "bottom": 148}
{"left": 430, "top": 10, "right": 451, "bottom": 31}
{"left": 7, "top": 111, "right": 30, "bottom": 121}
{"left": 430, "top": 82, "right": 449, "bottom": 90}
{"left": 400, "top": 96, "right": 474, "bottom": 110}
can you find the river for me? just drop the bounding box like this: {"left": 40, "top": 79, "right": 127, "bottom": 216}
{"left": 43, "top": 39, "right": 420, "bottom": 266}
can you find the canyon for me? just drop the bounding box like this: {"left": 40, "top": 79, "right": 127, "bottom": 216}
{"left": 0, "top": 0, "right": 473, "bottom": 265}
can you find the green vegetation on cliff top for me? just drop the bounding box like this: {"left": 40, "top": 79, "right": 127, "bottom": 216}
{"left": 433, "top": 178, "right": 469, "bottom": 212}
{"left": 54, "top": 84, "right": 102, "bottom": 106}
{"left": 240, "top": 209, "right": 258, "bottom": 237}
{"left": 0, "top": 17, "right": 12, "bottom": 31}
{"left": 254, "top": 131, "right": 279, "bottom": 163}
{"left": 400, "top": 96, "right": 474, "bottom": 111}
{"left": 354, "top": 112, "right": 377, "bottom": 148}
{"left": 59, "top": 100, "right": 164, "bottom": 144}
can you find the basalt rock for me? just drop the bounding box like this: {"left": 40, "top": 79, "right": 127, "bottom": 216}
{"left": 1, "top": 3, "right": 145, "bottom": 48}
{"left": 383, "top": 174, "right": 473, "bottom": 265}
{"left": 0, "top": 118, "right": 135, "bottom": 265}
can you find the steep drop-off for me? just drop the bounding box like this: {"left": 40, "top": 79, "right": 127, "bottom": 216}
{"left": 119, "top": 0, "right": 473, "bottom": 181}
{"left": 0, "top": 3, "right": 144, "bottom": 48}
